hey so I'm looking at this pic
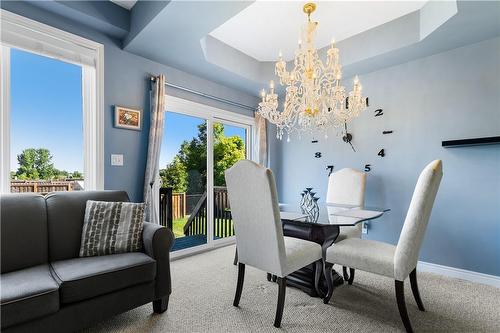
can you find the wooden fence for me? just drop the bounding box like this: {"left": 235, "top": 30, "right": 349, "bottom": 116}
{"left": 10, "top": 180, "right": 82, "bottom": 194}
{"left": 171, "top": 192, "right": 186, "bottom": 220}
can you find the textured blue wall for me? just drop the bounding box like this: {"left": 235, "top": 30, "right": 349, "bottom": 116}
{"left": 271, "top": 37, "right": 500, "bottom": 276}
{"left": 2, "top": 2, "right": 258, "bottom": 202}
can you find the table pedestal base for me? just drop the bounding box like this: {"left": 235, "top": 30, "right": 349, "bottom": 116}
{"left": 271, "top": 264, "right": 344, "bottom": 297}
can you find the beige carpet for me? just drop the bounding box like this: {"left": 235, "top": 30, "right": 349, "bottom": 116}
{"left": 82, "top": 245, "right": 500, "bottom": 332}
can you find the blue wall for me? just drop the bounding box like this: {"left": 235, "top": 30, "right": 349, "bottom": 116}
{"left": 271, "top": 37, "right": 500, "bottom": 276}
{"left": 1, "top": 2, "right": 259, "bottom": 202}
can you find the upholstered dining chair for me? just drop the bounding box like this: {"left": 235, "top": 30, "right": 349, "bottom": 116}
{"left": 225, "top": 160, "right": 323, "bottom": 328}
{"left": 326, "top": 168, "right": 367, "bottom": 284}
{"left": 324, "top": 160, "right": 443, "bottom": 333}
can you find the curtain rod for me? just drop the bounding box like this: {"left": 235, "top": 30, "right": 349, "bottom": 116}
{"left": 150, "top": 76, "right": 255, "bottom": 112}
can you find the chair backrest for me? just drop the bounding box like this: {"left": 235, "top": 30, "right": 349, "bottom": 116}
{"left": 326, "top": 168, "right": 366, "bottom": 206}
{"left": 394, "top": 160, "right": 443, "bottom": 280}
{"left": 225, "top": 160, "right": 286, "bottom": 276}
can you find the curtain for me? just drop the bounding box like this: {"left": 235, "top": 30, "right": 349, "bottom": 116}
{"left": 143, "top": 74, "right": 166, "bottom": 224}
{"left": 254, "top": 112, "right": 268, "bottom": 167}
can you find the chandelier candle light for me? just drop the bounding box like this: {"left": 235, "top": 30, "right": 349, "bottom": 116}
{"left": 258, "top": 2, "right": 368, "bottom": 141}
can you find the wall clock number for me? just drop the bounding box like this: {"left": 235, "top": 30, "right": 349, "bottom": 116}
{"left": 374, "top": 109, "right": 384, "bottom": 117}
{"left": 383, "top": 130, "right": 393, "bottom": 134}
{"left": 364, "top": 164, "right": 371, "bottom": 172}
{"left": 326, "top": 165, "right": 334, "bottom": 176}
{"left": 315, "top": 152, "right": 322, "bottom": 158}
{"left": 378, "top": 149, "right": 385, "bottom": 157}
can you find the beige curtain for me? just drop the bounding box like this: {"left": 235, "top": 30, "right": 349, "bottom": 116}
{"left": 143, "top": 74, "right": 166, "bottom": 224}
{"left": 254, "top": 112, "right": 268, "bottom": 167}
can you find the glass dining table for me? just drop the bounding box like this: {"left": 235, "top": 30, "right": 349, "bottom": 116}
{"left": 275, "top": 203, "right": 390, "bottom": 297}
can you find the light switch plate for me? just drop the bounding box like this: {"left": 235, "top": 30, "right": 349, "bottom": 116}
{"left": 111, "top": 154, "right": 123, "bottom": 166}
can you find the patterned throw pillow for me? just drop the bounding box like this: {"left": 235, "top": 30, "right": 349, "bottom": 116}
{"left": 79, "top": 200, "right": 145, "bottom": 257}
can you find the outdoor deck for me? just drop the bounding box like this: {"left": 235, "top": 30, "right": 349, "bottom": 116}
{"left": 171, "top": 235, "right": 224, "bottom": 251}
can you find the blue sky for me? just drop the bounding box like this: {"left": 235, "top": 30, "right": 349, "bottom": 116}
{"left": 10, "top": 48, "right": 83, "bottom": 172}
{"left": 10, "top": 48, "right": 246, "bottom": 174}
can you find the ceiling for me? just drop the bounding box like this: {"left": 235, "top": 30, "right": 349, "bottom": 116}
{"left": 17, "top": 1, "right": 500, "bottom": 96}
{"left": 210, "top": 1, "right": 428, "bottom": 61}
{"left": 110, "top": 0, "right": 137, "bottom": 10}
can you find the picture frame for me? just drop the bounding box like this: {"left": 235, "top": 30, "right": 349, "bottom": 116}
{"left": 114, "top": 106, "right": 142, "bottom": 131}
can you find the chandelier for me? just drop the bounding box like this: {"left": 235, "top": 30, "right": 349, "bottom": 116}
{"left": 257, "top": 3, "right": 368, "bottom": 140}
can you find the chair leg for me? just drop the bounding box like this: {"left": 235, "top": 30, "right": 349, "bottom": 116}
{"left": 342, "top": 266, "right": 349, "bottom": 281}
{"left": 153, "top": 295, "right": 169, "bottom": 313}
{"left": 233, "top": 248, "right": 238, "bottom": 266}
{"left": 395, "top": 280, "right": 414, "bottom": 333}
{"left": 347, "top": 268, "right": 355, "bottom": 285}
{"left": 314, "top": 261, "right": 324, "bottom": 298}
{"left": 323, "top": 262, "right": 334, "bottom": 304}
{"left": 342, "top": 266, "right": 355, "bottom": 285}
{"left": 233, "top": 263, "right": 245, "bottom": 307}
{"left": 274, "top": 277, "right": 287, "bottom": 328}
{"left": 409, "top": 268, "right": 425, "bottom": 311}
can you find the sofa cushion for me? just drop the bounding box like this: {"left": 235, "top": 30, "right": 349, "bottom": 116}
{"left": 79, "top": 200, "right": 145, "bottom": 257}
{"left": 1, "top": 193, "right": 48, "bottom": 273}
{"left": 1, "top": 264, "right": 59, "bottom": 328}
{"left": 51, "top": 252, "right": 156, "bottom": 304}
{"left": 45, "top": 190, "right": 130, "bottom": 261}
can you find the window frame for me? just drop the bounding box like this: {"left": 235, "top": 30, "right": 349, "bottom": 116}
{"left": 0, "top": 9, "right": 104, "bottom": 192}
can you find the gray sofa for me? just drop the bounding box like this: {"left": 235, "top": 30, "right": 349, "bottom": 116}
{"left": 0, "top": 190, "right": 174, "bottom": 332}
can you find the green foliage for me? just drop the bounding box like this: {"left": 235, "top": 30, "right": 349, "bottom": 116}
{"left": 160, "top": 156, "right": 188, "bottom": 192}
{"left": 70, "top": 171, "right": 83, "bottom": 179}
{"left": 16, "top": 148, "right": 56, "bottom": 180}
{"left": 214, "top": 134, "right": 245, "bottom": 186}
{"left": 159, "top": 122, "right": 245, "bottom": 194}
{"left": 13, "top": 148, "right": 83, "bottom": 181}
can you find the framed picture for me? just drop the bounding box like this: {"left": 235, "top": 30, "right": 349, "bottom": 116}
{"left": 114, "top": 106, "right": 142, "bottom": 130}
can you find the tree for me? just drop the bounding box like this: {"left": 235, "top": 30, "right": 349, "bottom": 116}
{"left": 16, "top": 148, "right": 56, "bottom": 180}
{"left": 70, "top": 171, "right": 83, "bottom": 179}
{"left": 159, "top": 123, "right": 245, "bottom": 194}
{"left": 160, "top": 156, "right": 188, "bottom": 192}
{"left": 213, "top": 134, "right": 245, "bottom": 186}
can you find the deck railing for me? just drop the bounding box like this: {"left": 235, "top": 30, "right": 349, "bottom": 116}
{"left": 183, "top": 191, "right": 207, "bottom": 236}
{"left": 159, "top": 187, "right": 173, "bottom": 229}
{"left": 213, "top": 186, "right": 234, "bottom": 238}
{"left": 159, "top": 186, "right": 234, "bottom": 238}
{"left": 181, "top": 187, "right": 234, "bottom": 238}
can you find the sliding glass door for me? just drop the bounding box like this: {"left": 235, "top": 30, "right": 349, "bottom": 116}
{"left": 212, "top": 121, "right": 249, "bottom": 243}
{"left": 159, "top": 96, "right": 254, "bottom": 256}
{"left": 160, "top": 112, "right": 208, "bottom": 252}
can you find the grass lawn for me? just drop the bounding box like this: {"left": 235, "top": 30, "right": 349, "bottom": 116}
{"left": 173, "top": 217, "right": 189, "bottom": 238}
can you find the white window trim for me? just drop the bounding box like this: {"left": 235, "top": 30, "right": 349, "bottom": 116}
{"left": 0, "top": 9, "right": 104, "bottom": 192}
{"left": 165, "top": 95, "right": 256, "bottom": 259}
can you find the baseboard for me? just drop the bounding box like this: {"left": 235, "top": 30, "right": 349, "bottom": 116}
{"left": 417, "top": 261, "right": 500, "bottom": 288}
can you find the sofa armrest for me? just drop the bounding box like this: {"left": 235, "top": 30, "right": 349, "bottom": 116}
{"left": 142, "top": 222, "right": 175, "bottom": 299}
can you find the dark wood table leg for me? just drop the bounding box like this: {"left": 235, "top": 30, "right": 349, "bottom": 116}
{"left": 314, "top": 260, "right": 324, "bottom": 298}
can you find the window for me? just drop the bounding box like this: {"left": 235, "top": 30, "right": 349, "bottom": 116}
{"left": 0, "top": 10, "right": 103, "bottom": 193}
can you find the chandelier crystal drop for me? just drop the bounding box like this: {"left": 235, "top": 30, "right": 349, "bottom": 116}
{"left": 257, "top": 3, "right": 368, "bottom": 140}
